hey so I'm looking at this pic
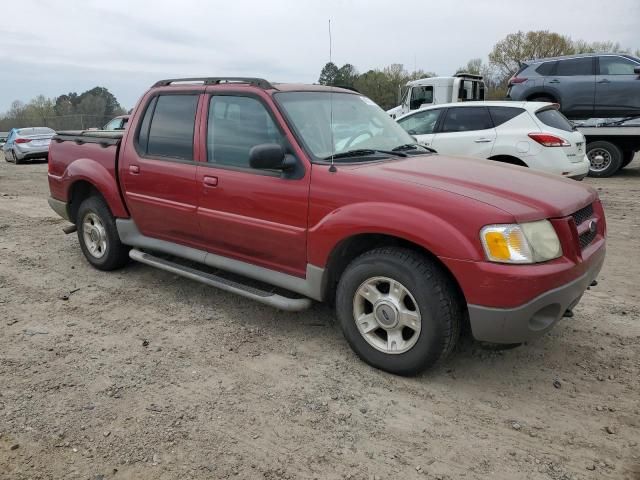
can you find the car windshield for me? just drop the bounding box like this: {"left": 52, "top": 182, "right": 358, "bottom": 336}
{"left": 275, "top": 91, "right": 416, "bottom": 161}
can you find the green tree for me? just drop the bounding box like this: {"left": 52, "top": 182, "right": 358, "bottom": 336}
{"left": 335, "top": 63, "right": 358, "bottom": 88}
{"left": 455, "top": 58, "right": 483, "bottom": 76}
{"left": 318, "top": 62, "right": 339, "bottom": 85}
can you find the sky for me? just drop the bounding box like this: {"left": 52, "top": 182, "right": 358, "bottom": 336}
{"left": 0, "top": 0, "right": 638, "bottom": 112}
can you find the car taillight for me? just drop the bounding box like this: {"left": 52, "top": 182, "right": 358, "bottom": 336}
{"left": 528, "top": 133, "right": 570, "bottom": 147}
{"left": 15, "top": 138, "right": 31, "bottom": 144}
{"left": 508, "top": 76, "right": 527, "bottom": 85}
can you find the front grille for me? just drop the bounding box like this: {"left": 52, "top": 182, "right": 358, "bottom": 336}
{"left": 571, "top": 204, "right": 594, "bottom": 227}
{"left": 579, "top": 229, "right": 597, "bottom": 249}
{"left": 571, "top": 203, "right": 596, "bottom": 250}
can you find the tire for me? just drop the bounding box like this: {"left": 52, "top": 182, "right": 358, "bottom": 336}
{"left": 335, "top": 247, "right": 462, "bottom": 376}
{"left": 621, "top": 150, "right": 636, "bottom": 169}
{"left": 531, "top": 95, "right": 555, "bottom": 104}
{"left": 13, "top": 150, "right": 22, "bottom": 165}
{"left": 76, "top": 196, "right": 129, "bottom": 271}
{"left": 587, "top": 141, "right": 622, "bottom": 177}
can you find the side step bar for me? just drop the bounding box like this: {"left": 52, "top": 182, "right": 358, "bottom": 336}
{"left": 129, "top": 249, "right": 312, "bottom": 312}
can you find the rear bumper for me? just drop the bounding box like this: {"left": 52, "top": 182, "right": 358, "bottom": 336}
{"left": 48, "top": 197, "right": 70, "bottom": 221}
{"left": 467, "top": 247, "right": 605, "bottom": 344}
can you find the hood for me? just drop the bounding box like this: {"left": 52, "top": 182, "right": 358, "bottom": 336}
{"left": 349, "top": 155, "right": 596, "bottom": 222}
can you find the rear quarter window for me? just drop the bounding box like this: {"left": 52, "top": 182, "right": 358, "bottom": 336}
{"left": 535, "top": 61, "right": 556, "bottom": 76}
{"left": 488, "top": 107, "right": 525, "bottom": 127}
{"left": 535, "top": 108, "right": 574, "bottom": 132}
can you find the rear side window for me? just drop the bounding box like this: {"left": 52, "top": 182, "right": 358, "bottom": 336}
{"left": 535, "top": 61, "right": 556, "bottom": 76}
{"left": 555, "top": 57, "right": 594, "bottom": 76}
{"left": 535, "top": 108, "right": 574, "bottom": 132}
{"left": 144, "top": 95, "right": 198, "bottom": 160}
{"left": 488, "top": 107, "right": 525, "bottom": 127}
{"left": 440, "top": 107, "right": 493, "bottom": 133}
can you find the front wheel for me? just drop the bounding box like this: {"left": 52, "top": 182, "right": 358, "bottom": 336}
{"left": 336, "top": 247, "right": 462, "bottom": 376}
{"left": 587, "top": 141, "right": 622, "bottom": 177}
{"left": 76, "top": 196, "right": 129, "bottom": 271}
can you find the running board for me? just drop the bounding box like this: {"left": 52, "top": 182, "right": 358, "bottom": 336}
{"left": 129, "top": 249, "right": 312, "bottom": 312}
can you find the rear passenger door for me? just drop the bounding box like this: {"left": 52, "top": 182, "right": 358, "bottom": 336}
{"left": 430, "top": 106, "right": 496, "bottom": 159}
{"left": 119, "top": 92, "right": 204, "bottom": 247}
{"left": 545, "top": 57, "right": 595, "bottom": 117}
{"left": 596, "top": 55, "right": 640, "bottom": 116}
{"left": 396, "top": 108, "right": 443, "bottom": 148}
{"left": 195, "top": 93, "right": 310, "bottom": 277}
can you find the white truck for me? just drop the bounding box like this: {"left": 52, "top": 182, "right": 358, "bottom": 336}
{"left": 387, "top": 73, "right": 486, "bottom": 118}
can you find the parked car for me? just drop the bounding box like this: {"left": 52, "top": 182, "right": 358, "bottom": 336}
{"left": 396, "top": 101, "right": 590, "bottom": 180}
{"left": 103, "top": 115, "right": 130, "bottom": 131}
{"left": 47, "top": 77, "right": 605, "bottom": 375}
{"left": 3, "top": 127, "right": 56, "bottom": 164}
{"left": 506, "top": 53, "right": 640, "bottom": 119}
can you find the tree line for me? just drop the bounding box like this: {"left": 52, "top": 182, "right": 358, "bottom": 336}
{"left": 0, "top": 87, "right": 127, "bottom": 131}
{"left": 318, "top": 30, "right": 640, "bottom": 109}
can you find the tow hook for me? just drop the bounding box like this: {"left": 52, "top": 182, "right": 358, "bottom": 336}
{"left": 563, "top": 309, "right": 574, "bottom": 318}
{"left": 62, "top": 224, "right": 77, "bottom": 234}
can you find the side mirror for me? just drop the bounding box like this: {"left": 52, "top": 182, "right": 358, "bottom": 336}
{"left": 249, "top": 143, "right": 286, "bottom": 170}
{"left": 635, "top": 66, "right": 640, "bottom": 74}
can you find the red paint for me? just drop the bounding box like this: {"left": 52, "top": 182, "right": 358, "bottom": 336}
{"left": 48, "top": 81, "right": 606, "bottom": 310}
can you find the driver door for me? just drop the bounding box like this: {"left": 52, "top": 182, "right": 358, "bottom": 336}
{"left": 397, "top": 108, "right": 443, "bottom": 148}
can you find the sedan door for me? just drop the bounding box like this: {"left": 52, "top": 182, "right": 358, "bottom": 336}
{"left": 595, "top": 55, "right": 640, "bottom": 116}
{"left": 396, "top": 108, "right": 443, "bottom": 148}
{"left": 430, "top": 106, "right": 496, "bottom": 159}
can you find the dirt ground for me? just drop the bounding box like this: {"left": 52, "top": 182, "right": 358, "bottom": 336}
{"left": 0, "top": 153, "right": 638, "bottom": 480}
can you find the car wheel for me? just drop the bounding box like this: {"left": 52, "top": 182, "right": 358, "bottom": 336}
{"left": 336, "top": 247, "right": 462, "bottom": 376}
{"left": 587, "top": 141, "right": 623, "bottom": 177}
{"left": 76, "top": 196, "right": 130, "bottom": 271}
{"left": 621, "top": 150, "right": 636, "bottom": 169}
{"left": 532, "top": 96, "right": 555, "bottom": 103}
{"left": 13, "top": 150, "right": 23, "bottom": 164}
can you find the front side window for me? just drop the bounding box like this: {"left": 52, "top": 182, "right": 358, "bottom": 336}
{"left": 207, "top": 96, "right": 284, "bottom": 168}
{"left": 440, "top": 107, "right": 493, "bottom": 133}
{"left": 144, "top": 95, "right": 198, "bottom": 160}
{"left": 410, "top": 86, "right": 433, "bottom": 110}
{"left": 275, "top": 92, "right": 416, "bottom": 160}
{"left": 599, "top": 56, "right": 639, "bottom": 75}
{"left": 555, "top": 57, "right": 594, "bottom": 76}
{"left": 398, "top": 109, "right": 442, "bottom": 135}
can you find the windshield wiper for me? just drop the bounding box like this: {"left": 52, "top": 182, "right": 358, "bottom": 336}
{"left": 392, "top": 143, "right": 437, "bottom": 154}
{"left": 322, "top": 149, "right": 407, "bottom": 161}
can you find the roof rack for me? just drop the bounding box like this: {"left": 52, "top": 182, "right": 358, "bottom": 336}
{"left": 152, "top": 77, "right": 276, "bottom": 89}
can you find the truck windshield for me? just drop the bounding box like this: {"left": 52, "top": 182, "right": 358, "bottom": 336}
{"left": 275, "top": 91, "right": 416, "bottom": 161}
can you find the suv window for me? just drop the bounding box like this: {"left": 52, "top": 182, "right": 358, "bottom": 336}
{"left": 535, "top": 61, "right": 556, "bottom": 76}
{"left": 410, "top": 86, "right": 433, "bottom": 110}
{"left": 207, "top": 96, "right": 284, "bottom": 168}
{"left": 440, "top": 107, "right": 493, "bottom": 133}
{"left": 488, "top": 107, "right": 525, "bottom": 127}
{"left": 555, "top": 57, "right": 594, "bottom": 76}
{"left": 398, "top": 109, "right": 442, "bottom": 135}
{"left": 535, "top": 108, "right": 574, "bottom": 132}
{"left": 599, "top": 56, "right": 639, "bottom": 75}
{"left": 145, "top": 95, "right": 198, "bottom": 160}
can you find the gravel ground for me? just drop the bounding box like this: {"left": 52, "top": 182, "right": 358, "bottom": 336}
{"left": 1, "top": 153, "right": 639, "bottom": 480}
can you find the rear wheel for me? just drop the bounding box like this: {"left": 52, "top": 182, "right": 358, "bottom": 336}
{"left": 336, "top": 247, "right": 462, "bottom": 376}
{"left": 587, "top": 141, "right": 622, "bottom": 177}
{"left": 76, "top": 196, "right": 129, "bottom": 271}
{"left": 621, "top": 150, "right": 636, "bottom": 169}
{"left": 13, "top": 150, "right": 22, "bottom": 165}
{"left": 531, "top": 95, "right": 555, "bottom": 104}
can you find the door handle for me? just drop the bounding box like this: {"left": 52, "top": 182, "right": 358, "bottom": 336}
{"left": 598, "top": 79, "right": 611, "bottom": 84}
{"left": 548, "top": 79, "right": 560, "bottom": 84}
{"left": 203, "top": 176, "right": 218, "bottom": 187}
{"left": 129, "top": 165, "right": 140, "bottom": 174}
{"left": 474, "top": 138, "right": 493, "bottom": 143}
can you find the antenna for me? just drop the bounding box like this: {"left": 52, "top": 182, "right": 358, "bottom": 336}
{"left": 328, "top": 19, "right": 337, "bottom": 173}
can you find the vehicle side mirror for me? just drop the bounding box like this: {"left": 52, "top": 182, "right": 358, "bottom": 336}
{"left": 249, "top": 143, "right": 286, "bottom": 170}
{"left": 635, "top": 66, "right": 640, "bottom": 74}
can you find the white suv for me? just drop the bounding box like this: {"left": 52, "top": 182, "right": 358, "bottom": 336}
{"left": 395, "top": 101, "right": 590, "bottom": 180}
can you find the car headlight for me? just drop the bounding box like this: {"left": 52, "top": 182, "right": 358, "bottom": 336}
{"left": 480, "top": 220, "right": 562, "bottom": 264}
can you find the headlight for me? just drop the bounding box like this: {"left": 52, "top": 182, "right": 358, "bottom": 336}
{"left": 480, "top": 220, "right": 562, "bottom": 264}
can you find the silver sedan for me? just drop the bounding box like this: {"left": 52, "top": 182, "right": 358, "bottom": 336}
{"left": 3, "top": 127, "right": 56, "bottom": 164}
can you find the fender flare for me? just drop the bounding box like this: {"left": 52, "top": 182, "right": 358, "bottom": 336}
{"left": 308, "top": 202, "right": 482, "bottom": 267}
{"left": 63, "top": 158, "right": 129, "bottom": 218}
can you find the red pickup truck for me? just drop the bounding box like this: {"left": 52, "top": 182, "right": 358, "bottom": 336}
{"left": 48, "top": 77, "right": 606, "bottom": 375}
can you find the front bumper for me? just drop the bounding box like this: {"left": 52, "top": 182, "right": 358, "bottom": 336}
{"left": 467, "top": 249, "right": 605, "bottom": 344}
